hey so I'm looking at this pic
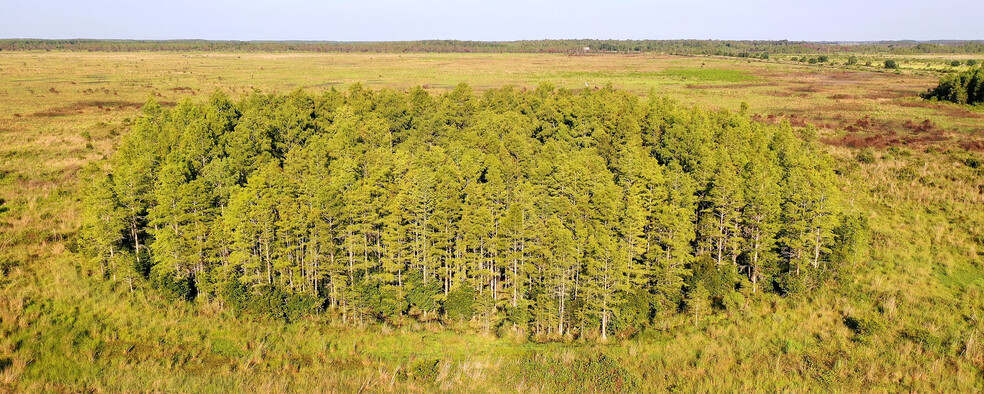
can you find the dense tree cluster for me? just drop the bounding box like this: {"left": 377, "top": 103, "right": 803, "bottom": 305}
{"left": 922, "top": 66, "right": 984, "bottom": 105}
{"left": 80, "top": 85, "right": 859, "bottom": 338}
{"left": 4, "top": 39, "right": 984, "bottom": 55}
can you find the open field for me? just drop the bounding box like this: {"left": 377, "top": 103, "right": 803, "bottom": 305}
{"left": 1, "top": 52, "right": 984, "bottom": 391}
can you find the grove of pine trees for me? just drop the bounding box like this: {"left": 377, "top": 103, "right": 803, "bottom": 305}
{"left": 922, "top": 66, "right": 984, "bottom": 105}
{"left": 79, "top": 84, "right": 861, "bottom": 339}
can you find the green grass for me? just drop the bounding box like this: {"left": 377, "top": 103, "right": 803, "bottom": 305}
{"left": 0, "top": 51, "right": 983, "bottom": 391}
{"left": 660, "top": 67, "right": 756, "bottom": 82}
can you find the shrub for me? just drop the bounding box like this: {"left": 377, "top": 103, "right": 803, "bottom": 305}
{"left": 843, "top": 314, "right": 883, "bottom": 343}
{"left": 967, "top": 59, "right": 978, "bottom": 66}
{"left": 808, "top": 58, "right": 818, "bottom": 64}
{"left": 444, "top": 286, "right": 476, "bottom": 321}
{"left": 951, "top": 60, "right": 962, "bottom": 67}
{"left": 856, "top": 148, "right": 876, "bottom": 164}
{"left": 817, "top": 55, "right": 829, "bottom": 63}
{"left": 963, "top": 156, "right": 982, "bottom": 169}
{"left": 405, "top": 272, "right": 441, "bottom": 314}
{"left": 222, "top": 281, "right": 319, "bottom": 322}
{"left": 150, "top": 271, "right": 197, "bottom": 302}
{"left": 884, "top": 60, "right": 899, "bottom": 69}
{"left": 400, "top": 358, "right": 440, "bottom": 382}
{"left": 846, "top": 56, "right": 858, "bottom": 65}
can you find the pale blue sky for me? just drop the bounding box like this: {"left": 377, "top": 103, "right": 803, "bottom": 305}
{"left": 1, "top": 0, "right": 980, "bottom": 41}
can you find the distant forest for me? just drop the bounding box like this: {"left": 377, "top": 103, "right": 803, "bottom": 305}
{"left": 80, "top": 85, "right": 865, "bottom": 339}
{"left": 4, "top": 39, "right": 984, "bottom": 55}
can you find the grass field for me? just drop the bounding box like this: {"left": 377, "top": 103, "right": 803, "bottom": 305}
{"left": 1, "top": 51, "right": 983, "bottom": 391}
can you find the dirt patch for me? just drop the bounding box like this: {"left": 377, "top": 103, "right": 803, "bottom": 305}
{"left": 829, "top": 94, "right": 855, "bottom": 100}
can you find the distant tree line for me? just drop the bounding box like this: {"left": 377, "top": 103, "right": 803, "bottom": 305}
{"left": 922, "top": 66, "right": 984, "bottom": 105}
{"left": 79, "top": 85, "right": 863, "bottom": 339}
{"left": 4, "top": 39, "right": 984, "bottom": 55}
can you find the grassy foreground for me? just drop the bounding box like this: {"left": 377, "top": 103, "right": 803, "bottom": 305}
{"left": 1, "top": 52, "right": 983, "bottom": 391}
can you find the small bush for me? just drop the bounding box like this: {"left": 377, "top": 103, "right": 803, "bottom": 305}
{"left": 884, "top": 60, "right": 899, "bottom": 69}
{"left": 951, "top": 60, "right": 962, "bottom": 67}
{"left": 150, "top": 269, "right": 197, "bottom": 302}
{"left": 964, "top": 157, "right": 982, "bottom": 169}
{"left": 400, "top": 358, "right": 440, "bottom": 382}
{"left": 901, "top": 327, "right": 943, "bottom": 352}
{"left": 843, "top": 314, "right": 882, "bottom": 342}
{"left": 856, "top": 149, "right": 876, "bottom": 164}
{"left": 444, "top": 286, "right": 476, "bottom": 321}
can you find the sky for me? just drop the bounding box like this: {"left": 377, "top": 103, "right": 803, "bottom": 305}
{"left": 1, "top": 0, "right": 981, "bottom": 42}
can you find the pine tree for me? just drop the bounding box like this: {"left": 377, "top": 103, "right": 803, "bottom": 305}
{"left": 686, "top": 281, "right": 711, "bottom": 327}
{"left": 79, "top": 169, "right": 125, "bottom": 278}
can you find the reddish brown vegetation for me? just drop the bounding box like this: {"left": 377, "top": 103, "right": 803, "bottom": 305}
{"left": 862, "top": 90, "right": 912, "bottom": 100}
{"left": 828, "top": 117, "right": 951, "bottom": 148}
{"left": 754, "top": 111, "right": 959, "bottom": 150}
{"left": 790, "top": 85, "right": 821, "bottom": 93}
{"left": 751, "top": 113, "right": 809, "bottom": 127}
{"left": 81, "top": 87, "right": 114, "bottom": 95}
{"left": 962, "top": 140, "right": 984, "bottom": 151}
{"left": 31, "top": 101, "right": 144, "bottom": 117}
{"left": 895, "top": 101, "right": 984, "bottom": 119}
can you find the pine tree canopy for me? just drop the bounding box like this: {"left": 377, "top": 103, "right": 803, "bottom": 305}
{"left": 80, "top": 84, "right": 857, "bottom": 338}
